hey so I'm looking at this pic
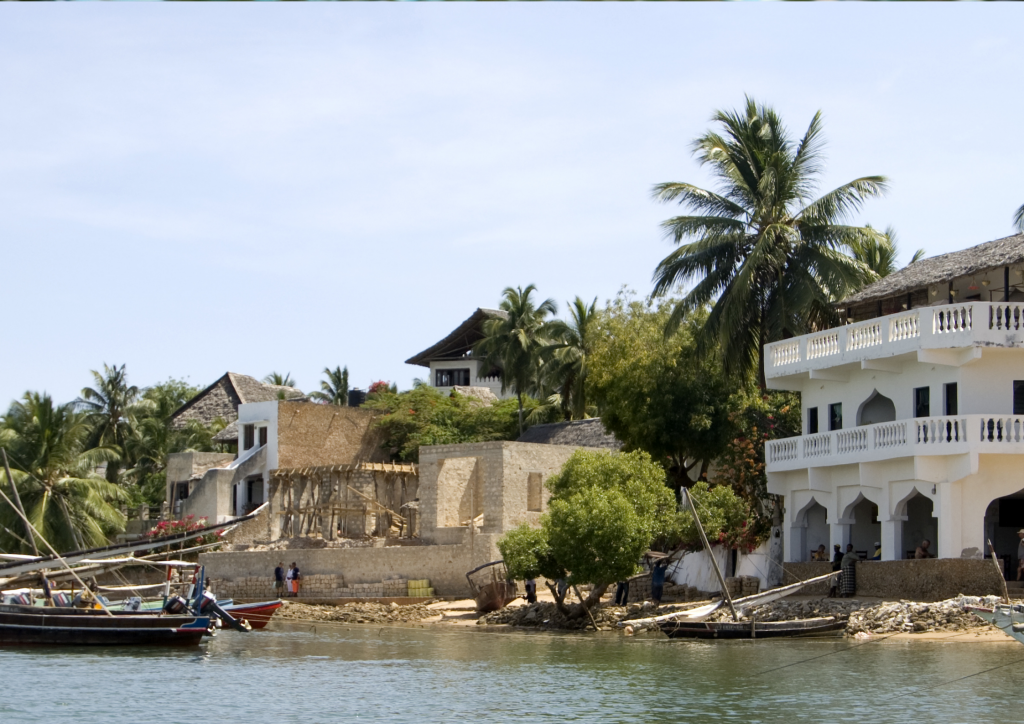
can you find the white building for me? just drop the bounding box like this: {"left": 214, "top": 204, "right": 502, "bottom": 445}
{"left": 765, "top": 233, "right": 1024, "bottom": 569}
{"left": 404, "top": 308, "right": 510, "bottom": 399}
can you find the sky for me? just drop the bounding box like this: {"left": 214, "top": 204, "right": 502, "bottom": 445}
{"left": 1, "top": 6, "right": 1022, "bottom": 409}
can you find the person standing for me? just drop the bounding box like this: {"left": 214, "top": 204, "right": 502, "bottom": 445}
{"left": 274, "top": 562, "right": 285, "bottom": 598}
{"left": 524, "top": 579, "right": 537, "bottom": 604}
{"left": 614, "top": 579, "right": 630, "bottom": 606}
{"left": 840, "top": 544, "right": 859, "bottom": 597}
{"left": 651, "top": 559, "right": 669, "bottom": 605}
{"left": 290, "top": 562, "right": 302, "bottom": 598}
{"left": 829, "top": 544, "right": 843, "bottom": 597}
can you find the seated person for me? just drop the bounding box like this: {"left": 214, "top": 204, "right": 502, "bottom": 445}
{"left": 915, "top": 539, "right": 934, "bottom": 559}
{"left": 871, "top": 542, "right": 882, "bottom": 561}
{"left": 811, "top": 544, "right": 828, "bottom": 561}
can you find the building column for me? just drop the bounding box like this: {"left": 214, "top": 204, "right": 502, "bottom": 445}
{"left": 788, "top": 522, "right": 807, "bottom": 563}
{"left": 936, "top": 480, "right": 962, "bottom": 560}
{"left": 831, "top": 518, "right": 852, "bottom": 552}
{"left": 881, "top": 516, "right": 904, "bottom": 561}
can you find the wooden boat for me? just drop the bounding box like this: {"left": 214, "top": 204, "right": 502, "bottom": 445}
{"left": 220, "top": 599, "right": 283, "bottom": 629}
{"left": 965, "top": 603, "right": 1024, "bottom": 645}
{"left": 660, "top": 615, "right": 845, "bottom": 639}
{"left": 0, "top": 603, "right": 212, "bottom": 646}
{"left": 466, "top": 561, "right": 518, "bottom": 613}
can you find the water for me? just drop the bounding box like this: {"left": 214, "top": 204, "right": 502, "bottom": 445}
{"left": 2, "top": 623, "right": 1022, "bottom": 724}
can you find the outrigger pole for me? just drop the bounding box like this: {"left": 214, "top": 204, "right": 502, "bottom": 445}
{"left": 682, "top": 487, "right": 739, "bottom": 621}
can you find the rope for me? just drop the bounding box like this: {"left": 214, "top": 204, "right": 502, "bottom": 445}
{"left": 746, "top": 631, "right": 905, "bottom": 677}
{"left": 881, "top": 656, "right": 1024, "bottom": 701}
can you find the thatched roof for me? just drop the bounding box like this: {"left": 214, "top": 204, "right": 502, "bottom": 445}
{"left": 517, "top": 418, "right": 622, "bottom": 450}
{"left": 212, "top": 420, "right": 238, "bottom": 444}
{"left": 405, "top": 308, "right": 507, "bottom": 368}
{"left": 840, "top": 233, "right": 1024, "bottom": 306}
{"left": 170, "top": 372, "right": 305, "bottom": 430}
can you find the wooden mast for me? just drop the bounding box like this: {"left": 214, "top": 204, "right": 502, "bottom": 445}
{"left": 2, "top": 448, "right": 38, "bottom": 556}
{"left": 683, "top": 488, "right": 739, "bottom": 621}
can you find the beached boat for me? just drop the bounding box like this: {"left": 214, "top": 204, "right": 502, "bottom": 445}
{"left": 660, "top": 615, "right": 844, "bottom": 639}
{"left": 965, "top": 603, "right": 1024, "bottom": 645}
{"left": 0, "top": 603, "right": 211, "bottom": 646}
{"left": 220, "top": 599, "right": 283, "bottom": 629}
{"left": 466, "top": 561, "right": 518, "bottom": 613}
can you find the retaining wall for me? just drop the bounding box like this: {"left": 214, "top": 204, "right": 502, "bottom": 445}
{"left": 782, "top": 559, "right": 1005, "bottom": 600}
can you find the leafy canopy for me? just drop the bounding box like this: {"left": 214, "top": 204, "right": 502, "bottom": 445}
{"left": 498, "top": 449, "right": 677, "bottom": 587}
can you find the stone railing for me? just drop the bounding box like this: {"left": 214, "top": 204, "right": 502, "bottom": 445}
{"left": 766, "top": 414, "right": 1024, "bottom": 471}
{"left": 765, "top": 302, "right": 1024, "bottom": 379}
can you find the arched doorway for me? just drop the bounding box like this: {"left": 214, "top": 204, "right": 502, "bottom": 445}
{"left": 848, "top": 497, "right": 880, "bottom": 557}
{"left": 791, "top": 499, "right": 829, "bottom": 561}
{"left": 983, "top": 490, "right": 1024, "bottom": 579}
{"left": 857, "top": 390, "right": 896, "bottom": 426}
{"left": 901, "top": 493, "right": 937, "bottom": 559}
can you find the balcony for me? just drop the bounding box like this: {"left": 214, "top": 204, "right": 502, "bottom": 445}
{"left": 766, "top": 415, "right": 1024, "bottom": 472}
{"left": 765, "top": 302, "right": 1024, "bottom": 382}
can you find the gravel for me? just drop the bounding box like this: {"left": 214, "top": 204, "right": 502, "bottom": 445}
{"left": 276, "top": 600, "right": 438, "bottom": 625}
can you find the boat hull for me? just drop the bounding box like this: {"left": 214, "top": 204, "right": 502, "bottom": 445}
{"left": 660, "top": 616, "right": 845, "bottom": 639}
{"left": 966, "top": 604, "right": 1024, "bottom": 645}
{"left": 221, "top": 600, "right": 283, "bottom": 629}
{"left": 0, "top": 604, "right": 210, "bottom": 647}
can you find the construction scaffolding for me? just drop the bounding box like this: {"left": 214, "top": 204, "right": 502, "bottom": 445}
{"left": 268, "top": 462, "right": 419, "bottom": 541}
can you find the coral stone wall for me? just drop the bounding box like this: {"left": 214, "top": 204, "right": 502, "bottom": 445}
{"left": 275, "top": 402, "right": 387, "bottom": 469}
{"left": 782, "top": 559, "right": 1005, "bottom": 600}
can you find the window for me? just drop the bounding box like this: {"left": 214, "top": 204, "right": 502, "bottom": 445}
{"left": 1014, "top": 381, "right": 1024, "bottom": 415}
{"left": 258, "top": 426, "right": 268, "bottom": 448}
{"left": 435, "top": 368, "right": 471, "bottom": 387}
{"left": 944, "top": 383, "right": 958, "bottom": 416}
{"left": 914, "top": 387, "right": 931, "bottom": 418}
{"left": 243, "top": 424, "right": 255, "bottom": 450}
{"left": 807, "top": 407, "right": 819, "bottom": 435}
{"left": 527, "top": 473, "right": 543, "bottom": 512}
{"left": 828, "top": 403, "right": 843, "bottom": 431}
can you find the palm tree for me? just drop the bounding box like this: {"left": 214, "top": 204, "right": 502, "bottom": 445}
{"left": 849, "top": 226, "right": 925, "bottom": 278}
{"left": 263, "top": 372, "right": 296, "bottom": 388}
{"left": 475, "top": 285, "right": 557, "bottom": 435}
{"left": 1014, "top": 203, "right": 1024, "bottom": 234}
{"left": 544, "top": 296, "right": 598, "bottom": 421}
{"left": 651, "top": 97, "right": 888, "bottom": 388}
{"left": 310, "top": 366, "right": 350, "bottom": 405}
{"left": 76, "top": 364, "right": 153, "bottom": 485}
{"left": 1, "top": 392, "right": 126, "bottom": 553}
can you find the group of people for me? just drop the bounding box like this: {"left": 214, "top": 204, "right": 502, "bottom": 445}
{"left": 813, "top": 538, "right": 935, "bottom": 598}
{"left": 273, "top": 561, "right": 302, "bottom": 598}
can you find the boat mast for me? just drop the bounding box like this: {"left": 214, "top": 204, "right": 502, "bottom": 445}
{"left": 2, "top": 449, "right": 38, "bottom": 556}
{"left": 683, "top": 487, "right": 739, "bottom": 621}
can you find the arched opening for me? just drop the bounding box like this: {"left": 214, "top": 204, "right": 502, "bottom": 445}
{"left": 791, "top": 499, "right": 829, "bottom": 561}
{"left": 901, "top": 493, "right": 936, "bottom": 559}
{"left": 857, "top": 389, "right": 896, "bottom": 426}
{"left": 983, "top": 489, "right": 1024, "bottom": 580}
{"left": 847, "top": 497, "right": 880, "bottom": 558}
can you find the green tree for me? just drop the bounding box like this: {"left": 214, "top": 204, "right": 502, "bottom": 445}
{"left": 498, "top": 449, "right": 677, "bottom": 617}
{"left": 475, "top": 285, "right": 557, "bottom": 435}
{"left": 263, "top": 372, "right": 296, "bottom": 387}
{"left": 0, "top": 392, "right": 127, "bottom": 553}
{"left": 543, "top": 296, "right": 598, "bottom": 421}
{"left": 1014, "top": 203, "right": 1024, "bottom": 234}
{"left": 310, "top": 366, "right": 349, "bottom": 405}
{"left": 364, "top": 383, "right": 536, "bottom": 462}
{"left": 675, "top": 480, "right": 762, "bottom": 554}
{"left": 587, "top": 292, "right": 738, "bottom": 495}
{"left": 651, "top": 97, "right": 888, "bottom": 388}
{"left": 849, "top": 226, "right": 925, "bottom": 278}
{"left": 76, "top": 363, "right": 154, "bottom": 486}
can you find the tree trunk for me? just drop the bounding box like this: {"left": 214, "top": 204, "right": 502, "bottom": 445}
{"left": 545, "top": 581, "right": 610, "bottom": 619}
{"left": 517, "top": 392, "right": 524, "bottom": 436}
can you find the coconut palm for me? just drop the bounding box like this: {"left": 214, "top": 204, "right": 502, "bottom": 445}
{"left": 849, "top": 226, "right": 925, "bottom": 278}
{"left": 1014, "top": 204, "right": 1024, "bottom": 234}
{"left": 1, "top": 392, "right": 126, "bottom": 553}
{"left": 652, "top": 97, "right": 889, "bottom": 387}
{"left": 543, "top": 296, "right": 598, "bottom": 421}
{"left": 310, "top": 366, "right": 350, "bottom": 405}
{"left": 475, "top": 285, "right": 557, "bottom": 435}
{"left": 263, "top": 372, "right": 296, "bottom": 388}
{"left": 76, "top": 364, "right": 153, "bottom": 485}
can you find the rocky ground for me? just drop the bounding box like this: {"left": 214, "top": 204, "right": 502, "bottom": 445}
{"left": 276, "top": 600, "right": 439, "bottom": 625}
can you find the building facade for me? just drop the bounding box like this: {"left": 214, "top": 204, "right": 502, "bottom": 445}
{"left": 766, "top": 233, "right": 1024, "bottom": 568}
{"left": 404, "top": 308, "right": 510, "bottom": 399}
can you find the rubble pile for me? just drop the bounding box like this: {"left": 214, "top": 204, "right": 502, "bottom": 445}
{"left": 479, "top": 602, "right": 627, "bottom": 630}
{"left": 845, "top": 596, "right": 1000, "bottom": 635}
{"left": 276, "top": 601, "right": 438, "bottom": 625}
{"left": 707, "top": 598, "right": 864, "bottom": 623}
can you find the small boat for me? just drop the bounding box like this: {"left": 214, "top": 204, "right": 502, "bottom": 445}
{"left": 466, "top": 561, "right": 518, "bottom": 613}
{"left": 965, "top": 603, "right": 1024, "bottom": 644}
{"left": 0, "top": 603, "right": 212, "bottom": 647}
{"left": 220, "top": 599, "right": 283, "bottom": 629}
{"left": 660, "top": 615, "right": 845, "bottom": 639}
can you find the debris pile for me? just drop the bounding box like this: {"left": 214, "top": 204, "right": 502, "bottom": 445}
{"left": 276, "top": 600, "right": 438, "bottom": 625}
{"left": 845, "top": 596, "right": 1000, "bottom": 635}
{"left": 707, "top": 598, "right": 863, "bottom": 623}
{"left": 478, "top": 602, "right": 625, "bottom": 630}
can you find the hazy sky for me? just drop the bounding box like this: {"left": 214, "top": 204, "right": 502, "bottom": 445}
{"left": 1, "top": 7, "right": 1022, "bottom": 408}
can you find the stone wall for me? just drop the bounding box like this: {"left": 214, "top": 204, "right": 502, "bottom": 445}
{"left": 213, "top": 574, "right": 414, "bottom": 600}
{"left": 782, "top": 559, "right": 1005, "bottom": 600}
{"left": 276, "top": 402, "right": 387, "bottom": 469}
{"left": 200, "top": 530, "right": 502, "bottom": 597}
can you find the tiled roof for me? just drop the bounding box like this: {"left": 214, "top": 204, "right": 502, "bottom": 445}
{"left": 840, "top": 233, "right": 1024, "bottom": 306}
{"left": 404, "top": 308, "right": 507, "bottom": 368}
{"left": 516, "top": 418, "right": 622, "bottom": 450}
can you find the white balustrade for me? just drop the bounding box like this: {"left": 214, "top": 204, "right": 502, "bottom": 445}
{"left": 873, "top": 421, "right": 908, "bottom": 449}
{"left": 888, "top": 311, "right": 920, "bottom": 342}
{"left": 846, "top": 321, "right": 882, "bottom": 351}
{"left": 770, "top": 340, "right": 801, "bottom": 367}
{"left": 767, "top": 438, "right": 798, "bottom": 462}
{"left": 933, "top": 304, "right": 972, "bottom": 334}
{"left": 836, "top": 428, "right": 868, "bottom": 454}
{"left": 977, "top": 416, "right": 1024, "bottom": 444}
{"left": 806, "top": 331, "right": 840, "bottom": 360}
{"left": 915, "top": 417, "right": 966, "bottom": 445}
{"left": 802, "top": 433, "right": 832, "bottom": 458}
{"left": 989, "top": 303, "right": 1024, "bottom": 331}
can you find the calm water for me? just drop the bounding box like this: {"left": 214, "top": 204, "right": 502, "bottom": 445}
{"left": 3, "top": 623, "right": 1023, "bottom": 724}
